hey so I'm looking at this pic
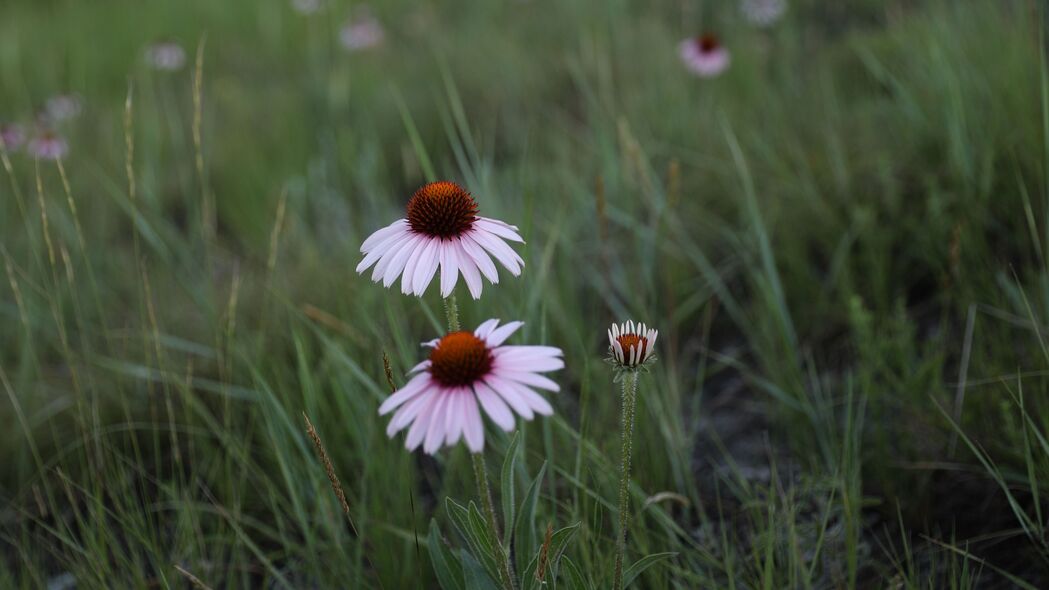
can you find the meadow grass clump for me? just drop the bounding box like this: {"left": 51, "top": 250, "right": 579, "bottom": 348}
{"left": 1, "top": 0, "right": 1049, "bottom": 588}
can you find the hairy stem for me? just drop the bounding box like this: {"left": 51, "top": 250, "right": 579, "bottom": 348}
{"left": 472, "top": 453, "right": 515, "bottom": 589}
{"left": 443, "top": 292, "right": 460, "bottom": 332}
{"left": 613, "top": 371, "right": 639, "bottom": 590}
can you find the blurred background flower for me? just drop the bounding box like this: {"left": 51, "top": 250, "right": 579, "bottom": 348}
{"left": 679, "top": 34, "right": 731, "bottom": 77}
{"left": 0, "top": 123, "right": 25, "bottom": 151}
{"left": 27, "top": 129, "right": 68, "bottom": 160}
{"left": 144, "top": 40, "right": 187, "bottom": 71}
{"left": 340, "top": 9, "right": 385, "bottom": 51}
{"left": 741, "top": 0, "right": 787, "bottom": 27}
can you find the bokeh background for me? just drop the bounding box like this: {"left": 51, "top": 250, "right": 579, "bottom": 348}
{"left": 2, "top": 0, "right": 1048, "bottom": 587}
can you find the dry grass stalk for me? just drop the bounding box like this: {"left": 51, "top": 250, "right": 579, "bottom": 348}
{"left": 174, "top": 565, "right": 215, "bottom": 590}
{"left": 303, "top": 412, "right": 359, "bottom": 537}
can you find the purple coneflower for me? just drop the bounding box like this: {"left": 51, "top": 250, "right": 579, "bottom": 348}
{"left": 43, "top": 95, "right": 82, "bottom": 122}
{"left": 741, "top": 0, "right": 787, "bottom": 27}
{"left": 379, "top": 319, "right": 563, "bottom": 454}
{"left": 339, "top": 13, "right": 385, "bottom": 51}
{"left": 27, "top": 130, "right": 68, "bottom": 160}
{"left": 607, "top": 319, "right": 659, "bottom": 590}
{"left": 144, "top": 40, "right": 187, "bottom": 71}
{"left": 1, "top": 124, "right": 25, "bottom": 151}
{"left": 607, "top": 320, "right": 659, "bottom": 371}
{"left": 356, "top": 181, "right": 525, "bottom": 299}
{"left": 679, "top": 34, "right": 731, "bottom": 78}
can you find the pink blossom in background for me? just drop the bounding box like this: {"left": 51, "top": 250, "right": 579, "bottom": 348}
{"left": 741, "top": 0, "right": 787, "bottom": 27}
{"left": 291, "top": 0, "right": 323, "bottom": 14}
{"left": 27, "top": 130, "right": 68, "bottom": 160}
{"left": 679, "top": 35, "right": 731, "bottom": 78}
{"left": 43, "top": 95, "right": 82, "bottom": 123}
{"left": 1, "top": 124, "right": 25, "bottom": 151}
{"left": 145, "top": 41, "right": 187, "bottom": 71}
{"left": 340, "top": 12, "right": 385, "bottom": 51}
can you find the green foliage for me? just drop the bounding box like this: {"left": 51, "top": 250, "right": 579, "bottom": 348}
{"left": 1, "top": 0, "right": 1048, "bottom": 588}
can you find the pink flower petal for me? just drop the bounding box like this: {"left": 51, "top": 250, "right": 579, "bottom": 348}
{"left": 462, "top": 394, "right": 485, "bottom": 452}
{"left": 473, "top": 381, "right": 516, "bottom": 431}
{"left": 493, "top": 369, "right": 560, "bottom": 392}
{"left": 460, "top": 234, "right": 500, "bottom": 283}
{"left": 453, "top": 240, "right": 484, "bottom": 299}
{"left": 485, "top": 321, "right": 524, "bottom": 347}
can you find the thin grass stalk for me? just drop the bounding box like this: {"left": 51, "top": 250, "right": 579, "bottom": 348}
{"left": 613, "top": 371, "right": 639, "bottom": 590}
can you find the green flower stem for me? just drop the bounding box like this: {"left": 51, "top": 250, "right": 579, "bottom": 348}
{"left": 445, "top": 292, "right": 515, "bottom": 590}
{"left": 613, "top": 371, "right": 639, "bottom": 590}
{"left": 472, "top": 452, "right": 515, "bottom": 590}
{"left": 443, "top": 292, "right": 460, "bottom": 332}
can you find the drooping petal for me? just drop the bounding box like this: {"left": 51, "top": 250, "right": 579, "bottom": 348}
{"left": 473, "top": 381, "right": 516, "bottom": 431}
{"left": 423, "top": 394, "right": 449, "bottom": 454}
{"left": 485, "top": 375, "right": 534, "bottom": 420}
{"left": 360, "top": 219, "right": 408, "bottom": 253}
{"left": 371, "top": 232, "right": 416, "bottom": 281}
{"left": 471, "top": 230, "right": 523, "bottom": 275}
{"left": 356, "top": 225, "right": 411, "bottom": 273}
{"left": 462, "top": 394, "right": 485, "bottom": 452}
{"left": 380, "top": 235, "right": 423, "bottom": 286}
{"left": 453, "top": 240, "right": 484, "bottom": 299}
{"left": 378, "top": 373, "right": 432, "bottom": 415}
{"left": 412, "top": 239, "right": 441, "bottom": 296}
{"left": 387, "top": 392, "right": 432, "bottom": 436}
{"left": 460, "top": 233, "right": 500, "bottom": 283}
{"left": 405, "top": 395, "right": 439, "bottom": 451}
{"left": 505, "top": 381, "right": 554, "bottom": 416}
{"left": 439, "top": 241, "right": 460, "bottom": 297}
{"left": 444, "top": 391, "right": 465, "bottom": 445}
{"left": 400, "top": 236, "right": 431, "bottom": 294}
{"left": 493, "top": 369, "right": 560, "bottom": 392}
{"left": 476, "top": 217, "right": 524, "bottom": 242}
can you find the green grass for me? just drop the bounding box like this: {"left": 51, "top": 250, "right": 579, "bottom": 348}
{"left": 2, "top": 0, "right": 1048, "bottom": 587}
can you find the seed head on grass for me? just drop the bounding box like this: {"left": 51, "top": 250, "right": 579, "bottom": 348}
{"left": 303, "top": 412, "right": 358, "bottom": 535}
{"left": 679, "top": 34, "right": 731, "bottom": 78}
{"left": 379, "top": 319, "right": 563, "bottom": 454}
{"left": 356, "top": 181, "right": 525, "bottom": 298}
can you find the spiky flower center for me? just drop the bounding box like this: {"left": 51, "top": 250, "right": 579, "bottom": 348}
{"left": 429, "top": 331, "right": 492, "bottom": 387}
{"left": 406, "top": 181, "right": 479, "bottom": 239}
{"left": 697, "top": 35, "right": 720, "bottom": 53}
{"left": 616, "top": 334, "right": 649, "bottom": 364}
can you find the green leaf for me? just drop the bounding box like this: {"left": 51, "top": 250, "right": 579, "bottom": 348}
{"left": 461, "top": 549, "right": 500, "bottom": 590}
{"left": 623, "top": 552, "right": 677, "bottom": 588}
{"left": 558, "top": 556, "right": 592, "bottom": 590}
{"left": 428, "top": 520, "right": 465, "bottom": 590}
{"left": 446, "top": 497, "right": 502, "bottom": 584}
{"left": 512, "top": 461, "right": 547, "bottom": 574}
{"left": 500, "top": 431, "right": 521, "bottom": 546}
